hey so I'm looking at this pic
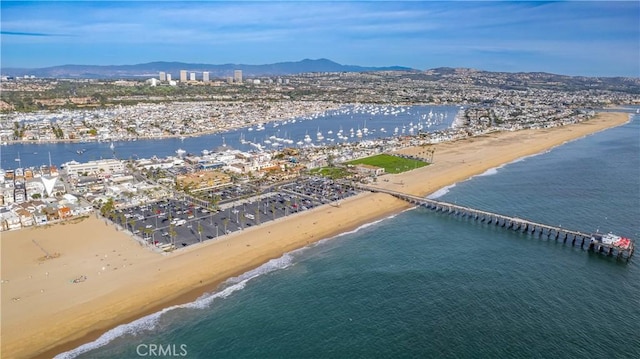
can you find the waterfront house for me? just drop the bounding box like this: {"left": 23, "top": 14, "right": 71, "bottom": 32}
{"left": 0, "top": 210, "right": 21, "bottom": 231}
{"left": 15, "top": 208, "right": 35, "bottom": 227}
{"left": 43, "top": 206, "right": 59, "bottom": 221}
{"left": 33, "top": 211, "right": 48, "bottom": 225}
{"left": 58, "top": 206, "right": 72, "bottom": 219}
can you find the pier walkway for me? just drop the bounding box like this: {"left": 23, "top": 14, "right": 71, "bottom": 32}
{"left": 357, "top": 184, "right": 635, "bottom": 261}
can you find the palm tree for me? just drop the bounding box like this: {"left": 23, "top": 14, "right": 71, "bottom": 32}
{"left": 143, "top": 228, "right": 153, "bottom": 245}
{"left": 197, "top": 223, "right": 203, "bottom": 242}
{"left": 223, "top": 218, "right": 229, "bottom": 235}
{"left": 100, "top": 198, "right": 115, "bottom": 217}
{"left": 271, "top": 202, "right": 276, "bottom": 220}
{"left": 119, "top": 213, "right": 126, "bottom": 230}
{"left": 151, "top": 205, "right": 159, "bottom": 227}
{"left": 168, "top": 224, "right": 177, "bottom": 250}
{"left": 128, "top": 218, "right": 136, "bottom": 233}
{"left": 209, "top": 194, "right": 220, "bottom": 212}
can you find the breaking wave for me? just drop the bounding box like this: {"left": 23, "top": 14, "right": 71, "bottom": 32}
{"left": 55, "top": 254, "right": 295, "bottom": 359}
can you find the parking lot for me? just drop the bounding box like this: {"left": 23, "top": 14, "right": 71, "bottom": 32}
{"left": 108, "top": 177, "right": 360, "bottom": 251}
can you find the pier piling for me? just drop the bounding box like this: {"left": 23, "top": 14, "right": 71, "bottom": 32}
{"left": 356, "top": 184, "right": 635, "bottom": 262}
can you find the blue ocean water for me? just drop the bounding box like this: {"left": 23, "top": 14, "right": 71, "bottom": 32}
{"left": 60, "top": 114, "right": 639, "bottom": 359}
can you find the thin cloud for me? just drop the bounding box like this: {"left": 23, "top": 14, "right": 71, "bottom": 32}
{"left": 0, "top": 1, "right": 637, "bottom": 76}
{"left": 0, "top": 30, "right": 72, "bottom": 37}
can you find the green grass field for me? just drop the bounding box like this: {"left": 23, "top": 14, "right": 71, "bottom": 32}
{"left": 309, "top": 166, "right": 351, "bottom": 179}
{"left": 347, "top": 154, "right": 428, "bottom": 174}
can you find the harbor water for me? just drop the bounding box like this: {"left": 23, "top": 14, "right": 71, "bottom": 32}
{"left": 57, "top": 112, "right": 640, "bottom": 358}
{"left": 0, "top": 105, "right": 459, "bottom": 169}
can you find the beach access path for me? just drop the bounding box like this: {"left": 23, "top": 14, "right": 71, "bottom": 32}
{"left": 0, "top": 112, "right": 630, "bottom": 359}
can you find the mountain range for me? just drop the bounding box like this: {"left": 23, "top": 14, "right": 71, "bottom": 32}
{"left": 1, "top": 58, "right": 414, "bottom": 79}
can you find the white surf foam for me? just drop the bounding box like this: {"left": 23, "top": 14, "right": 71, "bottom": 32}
{"left": 426, "top": 183, "right": 457, "bottom": 199}
{"left": 55, "top": 254, "right": 294, "bottom": 359}
{"left": 56, "top": 207, "right": 405, "bottom": 359}
{"left": 426, "top": 149, "right": 553, "bottom": 200}
{"left": 305, "top": 212, "right": 401, "bottom": 250}
{"left": 477, "top": 167, "right": 499, "bottom": 177}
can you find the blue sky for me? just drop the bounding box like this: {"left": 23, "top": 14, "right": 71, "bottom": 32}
{"left": 1, "top": 1, "right": 638, "bottom": 76}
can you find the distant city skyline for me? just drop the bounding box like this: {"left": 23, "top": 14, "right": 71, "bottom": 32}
{"left": 1, "top": 1, "right": 638, "bottom": 77}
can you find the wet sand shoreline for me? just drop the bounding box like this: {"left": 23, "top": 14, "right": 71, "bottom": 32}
{"left": 0, "top": 112, "right": 630, "bottom": 359}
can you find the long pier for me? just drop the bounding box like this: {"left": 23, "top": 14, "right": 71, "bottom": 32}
{"left": 359, "top": 185, "right": 635, "bottom": 262}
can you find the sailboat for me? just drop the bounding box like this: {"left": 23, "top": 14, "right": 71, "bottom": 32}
{"left": 304, "top": 132, "right": 312, "bottom": 143}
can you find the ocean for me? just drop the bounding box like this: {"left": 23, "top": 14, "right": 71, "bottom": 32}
{"left": 61, "top": 112, "right": 639, "bottom": 358}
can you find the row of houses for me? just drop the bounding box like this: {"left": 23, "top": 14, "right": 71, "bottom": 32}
{"left": 0, "top": 194, "right": 93, "bottom": 231}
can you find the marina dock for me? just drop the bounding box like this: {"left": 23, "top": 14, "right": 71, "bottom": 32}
{"left": 359, "top": 185, "right": 635, "bottom": 262}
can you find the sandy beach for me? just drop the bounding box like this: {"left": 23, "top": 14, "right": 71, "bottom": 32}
{"left": 0, "top": 112, "right": 630, "bottom": 359}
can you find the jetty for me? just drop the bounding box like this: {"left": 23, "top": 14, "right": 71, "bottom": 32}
{"left": 358, "top": 185, "right": 635, "bottom": 262}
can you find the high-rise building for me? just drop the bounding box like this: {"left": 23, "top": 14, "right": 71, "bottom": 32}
{"left": 234, "top": 70, "right": 243, "bottom": 83}
{"left": 190, "top": 72, "right": 196, "bottom": 81}
{"left": 159, "top": 72, "right": 166, "bottom": 81}
{"left": 166, "top": 74, "right": 172, "bottom": 81}
{"left": 180, "top": 70, "right": 187, "bottom": 82}
{"left": 202, "top": 72, "right": 210, "bottom": 83}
